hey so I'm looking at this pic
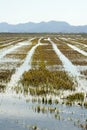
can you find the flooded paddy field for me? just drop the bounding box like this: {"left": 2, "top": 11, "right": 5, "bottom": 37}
{"left": 0, "top": 33, "right": 87, "bottom": 130}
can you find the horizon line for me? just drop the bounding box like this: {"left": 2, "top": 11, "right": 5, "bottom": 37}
{"left": 0, "top": 20, "right": 87, "bottom": 26}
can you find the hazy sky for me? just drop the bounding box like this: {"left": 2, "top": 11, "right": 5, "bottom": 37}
{"left": 0, "top": 0, "right": 87, "bottom": 25}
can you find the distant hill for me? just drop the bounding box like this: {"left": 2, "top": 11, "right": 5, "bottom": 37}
{"left": 0, "top": 21, "right": 87, "bottom": 33}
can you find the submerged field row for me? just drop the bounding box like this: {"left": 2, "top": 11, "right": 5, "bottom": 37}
{"left": 53, "top": 38, "right": 87, "bottom": 66}
{"left": 0, "top": 37, "right": 36, "bottom": 60}
{"left": 6, "top": 38, "right": 41, "bottom": 91}
{"left": 0, "top": 37, "right": 17, "bottom": 43}
{"left": 49, "top": 38, "right": 80, "bottom": 77}
{"left": 67, "top": 44, "right": 87, "bottom": 56}
{"left": 19, "top": 38, "right": 74, "bottom": 96}
{"left": 0, "top": 38, "right": 15, "bottom": 44}
{"left": 49, "top": 38, "right": 87, "bottom": 96}
{"left": 71, "top": 37, "right": 87, "bottom": 46}
{"left": 58, "top": 36, "right": 87, "bottom": 52}
{"left": 0, "top": 38, "right": 28, "bottom": 49}
{"left": 0, "top": 38, "right": 24, "bottom": 48}
{"left": 55, "top": 37, "right": 87, "bottom": 76}
{"left": 0, "top": 38, "right": 38, "bottom": 91}
{"left": 32, "top": 38, "right": 62, "bottom": 70}
{"left": 0, "top": 37, "right": 24, "bottom": 44}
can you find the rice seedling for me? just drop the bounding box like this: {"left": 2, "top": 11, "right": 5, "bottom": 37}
{"left": 32, "top": 43, "right": 62, "bottom": 69}
{"left": 40, "top": 38, "right": 50, "bottom": 44}
{"left": 66, "top": 93, "right": 84, "bottom": 102}
{"left": 34, "top": 105, "right": 59, "bottom": 115}
{"left": 31, "top": 38, "right": 39, "bottom": 45}
{"left": 0, "top": 69, "right": 15, "bottom": 82}
{"left": 20, "top": 68, "right": 74, "bottom": 96}
{"left": 84, "top": 102, "right": 87, "bottom": 108}
{"left": 30, "top": 125, "right": 39, "bottom": 130}
{"left": 54, "top": 99, "right": 59, "bottom": 104}
{"left": 0, "top": 84, "right": 6, "bottom": 92}
{"left": 81, "top": 70, "right": 87, "bottom": 76}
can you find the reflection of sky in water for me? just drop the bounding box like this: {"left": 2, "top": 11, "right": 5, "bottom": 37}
{"left": 0, "top": 93, "right": 87, "bottom": 130}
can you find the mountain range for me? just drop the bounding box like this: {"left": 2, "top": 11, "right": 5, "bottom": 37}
{"left": 0, "top": 21, "right": 87, "bottom": 33}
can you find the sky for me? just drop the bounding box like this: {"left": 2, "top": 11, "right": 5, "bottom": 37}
{"left": 0, "top": 0, "right": 87, "bottom": 25}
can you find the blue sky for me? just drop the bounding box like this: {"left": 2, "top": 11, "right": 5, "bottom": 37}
{"left": 0, "top": 0, "right": 87, "bottom": 25}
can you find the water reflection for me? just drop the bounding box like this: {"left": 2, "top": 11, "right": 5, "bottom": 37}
{"left": 0, "top": 92, "right": 87, "bottom": 130}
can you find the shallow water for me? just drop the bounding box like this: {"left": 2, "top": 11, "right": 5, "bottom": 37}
{"left": 0, "top": 93, "right": 87, "bottom": 130}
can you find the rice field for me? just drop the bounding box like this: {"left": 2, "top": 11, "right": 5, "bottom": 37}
{"left": 0, "top": 33, "right": 87, "bottom": 130}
